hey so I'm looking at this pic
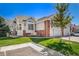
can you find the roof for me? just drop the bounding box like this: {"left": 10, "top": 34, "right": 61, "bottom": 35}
{"left": 5, "top": 20, "right": 15, "bottom": 27}
{"left": 37, "top": 14, "right": 53, "bottom": 21}
{"left": 16, "top": 16, "right": 31, "bottom": 20}
{"left": 15, "top": 16, "right": 36, "bottom": 22}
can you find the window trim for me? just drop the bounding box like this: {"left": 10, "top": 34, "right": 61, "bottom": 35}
{"left": 28, "top": 24, "right": 34, "bottom": 30}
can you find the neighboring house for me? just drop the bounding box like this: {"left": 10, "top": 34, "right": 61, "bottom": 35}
{"left": 6, "top": 15, "right": 71, "bottom": 37}
{"left": 71, "top": 24, "right": 77, "bottom": 32}
{"left": 75, "top": 25, "right": 79, "bottom": 31}
{"left": 71, "top": 24, "right": 79, "bottom": 32}
{"left": 5, "top": 20, "right": 16, "bottom": 36}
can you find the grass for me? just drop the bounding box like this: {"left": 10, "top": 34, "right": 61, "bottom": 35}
{"left": 0, "top": 37, "right": 31, "bottom": 47}
{"left": 0, "top": 37, "right": 79, "bottom": 55}
{"left": 31, "top": 37, "right": 79, "bottom": 56}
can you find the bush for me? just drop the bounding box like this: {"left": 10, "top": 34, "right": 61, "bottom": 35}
{"left": 0, "top": 31, "right": 6, "bottom": 37}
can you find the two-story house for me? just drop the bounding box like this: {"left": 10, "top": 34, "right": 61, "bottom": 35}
{"left": 6, "top": 15, "right": 71, "bottom": 37}
{"left": 6, "top": 16, "right": 36, "bottom": 36}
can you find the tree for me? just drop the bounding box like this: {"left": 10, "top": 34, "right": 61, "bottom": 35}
{"left": 0, "top": 16, "right": 5, "bottom": 23}
{"left": 51, "top": 3, "right": 72, "bottom": 36}
{"left": 0, "top": 16, "right": 10, "bottom": 37}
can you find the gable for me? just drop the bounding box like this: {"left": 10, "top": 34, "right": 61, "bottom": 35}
{"left": 27, "top": 17, "right": 36, "bottom": 23}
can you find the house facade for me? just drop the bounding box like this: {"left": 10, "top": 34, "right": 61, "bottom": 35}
{"left": 36, "top": 15, "right": 70, "bottom": 37}
{"left": 6, "top": 16, "right": 36, "bottom": 36}
{"left": 6, "top": 15, "right": 71, "bottom": 37}
{"left": 14, "top": 16, "right": 36, "bottom": 36}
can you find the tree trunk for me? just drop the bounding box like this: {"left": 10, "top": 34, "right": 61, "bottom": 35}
{"left": 61, "top": 27, "right": 64, "bottom": 37}
{"left": 60, "top": 27, "right": 64, "bottom": 43}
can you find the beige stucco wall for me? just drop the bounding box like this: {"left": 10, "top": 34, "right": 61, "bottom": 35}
{"left": 36, "top": 22, "right": 45, "bottom": 30}
{"left": 15, "top": 16, "right": 36, "bottom": 36}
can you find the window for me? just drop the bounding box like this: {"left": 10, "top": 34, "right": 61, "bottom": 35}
{"left": 19, "top": 24, "right": 21, "bottom": 30}
{"left": 23, "top": 20, "right": 26, "bottom": 26}
{"left": 28, "top": 24, "right": 34, "bottom": 30}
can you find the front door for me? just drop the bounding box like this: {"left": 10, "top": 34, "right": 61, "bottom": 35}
{"left": 23, "top": 30, "right": 26, "bottom": 36}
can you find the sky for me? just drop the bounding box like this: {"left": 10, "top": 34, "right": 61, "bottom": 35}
{"left": 0, "top": 3, "right": 79, "bottom": 25}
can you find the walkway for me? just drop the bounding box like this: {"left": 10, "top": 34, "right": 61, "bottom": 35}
{"left": 0, "top": 42, "right": 64, "bottom": 56}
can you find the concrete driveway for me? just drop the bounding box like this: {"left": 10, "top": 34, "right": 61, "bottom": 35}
{"left": 0, "top": 43, "right": 63, "bottom": 56}
{"left": 61, "top": 36, "right": 79, "bottom": 42}
{"left": 0, "top": 47, "right": 43, "bottom": 56}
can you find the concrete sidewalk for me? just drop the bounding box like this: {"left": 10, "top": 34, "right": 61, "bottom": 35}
{"left": 61, "top": 36, "right": 79, "bottom": 42}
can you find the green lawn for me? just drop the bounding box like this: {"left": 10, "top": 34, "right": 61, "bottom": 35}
{"left": 31, "top": 37, "right": 79, "bottom": 56}
{"left": 0, "top": 37, "right": 79, "bottom": 56}
{"left": 0, "top": 37, "right": 31, "bottom": 47}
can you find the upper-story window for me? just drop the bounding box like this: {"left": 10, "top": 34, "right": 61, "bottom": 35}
{"left": 28, "top": 24, "right": 34, "bottom": 30}
{"left": 23, "top": 20, "right": 26, "bottom": 26}
{"left": 19, "top": 24, "right": 21, "bottom": 30}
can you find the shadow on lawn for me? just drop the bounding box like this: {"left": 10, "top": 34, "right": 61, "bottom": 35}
{"left": 31, "top": 38, "right": 79, "bottom": 55}
{"left": 47, "top": 41, "right": 79, "bottom": 56}
{"left": 0, "top": 37, "right": 20, "bottom": 40}
{"left": 30, "top": 37, "right": 50, "bottom": 43}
